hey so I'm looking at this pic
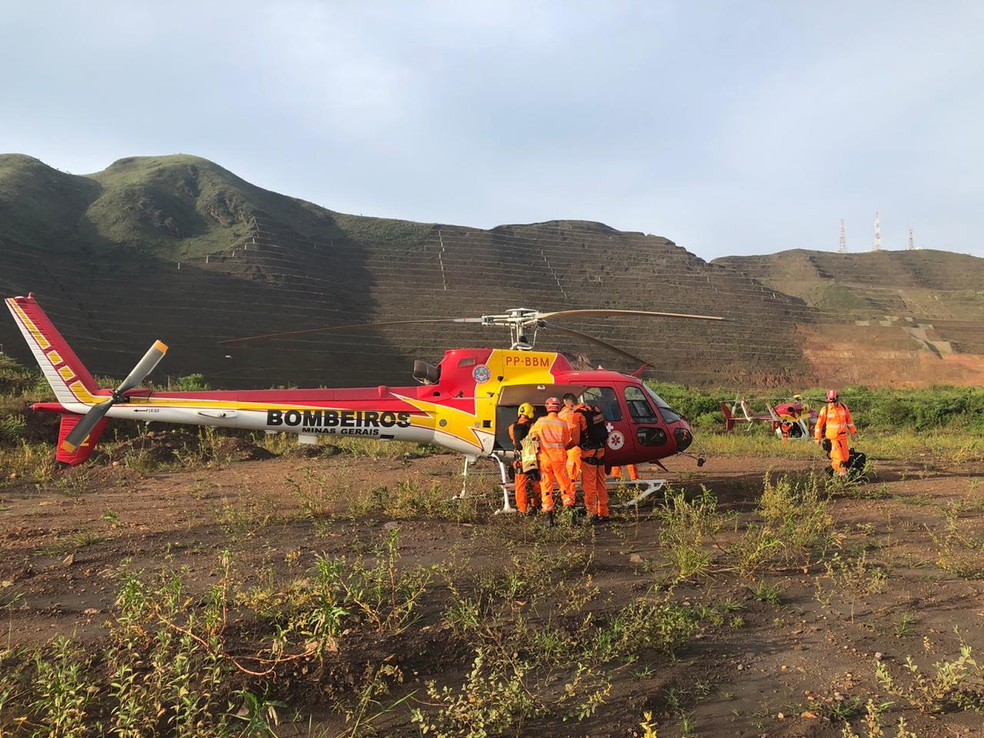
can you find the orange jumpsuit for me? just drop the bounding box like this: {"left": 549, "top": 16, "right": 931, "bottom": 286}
{"left": 508, "top": 415, "right": 535, "bottom": 513}
{"left": 814, "top": 401, "right": 856, "bottom": 476}
{"left": 559, "top": 404, "right": 581, "bottom": 498}
{"left": 572, "top": 403, "right": 609, "bottom": 520}
{"left": 610, "top": 464, "right": 639, "bottom": 481}
{"left": 529, "top": 411, "right": 573, "bottom": 512}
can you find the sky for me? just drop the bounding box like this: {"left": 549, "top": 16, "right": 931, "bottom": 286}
{"left": 3, "top": 1, "right": 983, "bottom": 261}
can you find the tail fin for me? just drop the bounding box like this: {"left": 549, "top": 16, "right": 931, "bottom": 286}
{"left": 720, "top": 402, "right": 736, "bottom": 431}
{"left": 4, "top": 294, "right": 101, "bottom": 406}
{"left": 56, "top": 415, "right": 108, "bottom": 465}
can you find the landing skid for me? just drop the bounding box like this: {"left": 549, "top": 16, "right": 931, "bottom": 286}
{"left": 608, "top": 479, "right": 667, "bottom": 510}
{"left": 455, "top": 452, "right": 669, "bottom": 513}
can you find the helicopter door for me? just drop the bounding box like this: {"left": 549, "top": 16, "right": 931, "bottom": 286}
{"left": 579, "top": 386, "right": 623, "bottom": 452}
{"left": 622, "top": 385, "right": 669, "bottom": 451}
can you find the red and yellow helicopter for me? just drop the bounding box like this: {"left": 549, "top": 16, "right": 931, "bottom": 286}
{"left": 6, "top": 294, "right": 723, "bottom": 510}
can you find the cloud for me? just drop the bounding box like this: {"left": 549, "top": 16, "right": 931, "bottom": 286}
{"left": 2, "top": 1, "right": 983, "bottom": 260}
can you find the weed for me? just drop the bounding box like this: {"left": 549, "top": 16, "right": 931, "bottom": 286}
{"left": 838, "top": 699, "right": 904, "bottom": 737}
{"left": 638, "top": 710, "right": 660, "bottom": 737}
{"left": 654, "top": 487, "right": 722, "bottom": 581}
{"left": 30, "top": 636, "right": 97, "bottom": 737}
{"left": 895, "top": 612, "right": 917, "bottom": 639}
{"left": 929, "top": 502, "right": 984, "bottom": 579}
{"left": 0, "top": 413, "right": 25, "bottom": 443}
{"left": 738, "top": 474, "right": 835, "bottom": 575}
{"left": 593, "top": 592, "right": 704, "bottom": 661}
{"left": 335, "top": 660, "right": 413, "bottom": 738}
{"left": 749, "top": 579, "right": 784, "bottom": 605}
{"left": 411, "top": 646, "right": 540, "bottom": 737}
{"left": 875, "top": 642, "right": 982, "bottom": 713}
{"left": 815, "top": 552, "right": 887, "bottom": 622}
{"left": 217, "top": 486, "right": 281, "bottom": 539}
{"left": 39, "top": 531, "right": 107, "bottom": 555}
{"left": 286, "top": 468, "right": 345, "bottom": 522}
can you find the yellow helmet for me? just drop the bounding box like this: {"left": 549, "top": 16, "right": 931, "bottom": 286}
{"left": 518, "top": 402, "right": 535, "bottom": 418}
{"left": 793, "top": 394, "right": 802, "bottom": 401}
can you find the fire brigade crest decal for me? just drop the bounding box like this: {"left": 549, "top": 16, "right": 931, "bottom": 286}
{"left": 607, "top": 430, "right": 625, "bottom": 450}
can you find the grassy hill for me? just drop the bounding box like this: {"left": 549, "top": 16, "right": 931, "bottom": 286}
{"left": 713, "top": 249, "right": 984, "bottom": 387}
{"left": 1, "top": 153, "right": 981, "bottom": 390}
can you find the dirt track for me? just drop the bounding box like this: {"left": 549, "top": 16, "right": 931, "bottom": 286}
{"left": 1, "top": 448, "right": 983, "bottom": 737}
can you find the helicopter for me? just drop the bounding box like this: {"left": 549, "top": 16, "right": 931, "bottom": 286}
{"left": 6, "top": 294, "right": 723, "bottom": 511}
{"left": 720, "top": 395, "right": 818, "bottom": 440}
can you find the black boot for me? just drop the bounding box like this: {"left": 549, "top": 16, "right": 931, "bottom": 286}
{"left": 545, "top": 510, "right": 555, "bottom": 528}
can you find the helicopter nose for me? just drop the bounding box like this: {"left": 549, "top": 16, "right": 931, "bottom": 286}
{"left": 674, "top": 421, "right": 693, "bottom": 452}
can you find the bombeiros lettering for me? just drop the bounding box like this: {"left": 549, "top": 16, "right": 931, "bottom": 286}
{"left": 267, "top": 409, "right": 412, "bottom": 429}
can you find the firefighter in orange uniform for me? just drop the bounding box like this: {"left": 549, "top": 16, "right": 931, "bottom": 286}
{"left": 559, "top": 393, "right": 581, "bottom": 503}
{"left": 572, "top": 400, "right": 610, "bottom": 523}
{"left": 509, "top": 403, "right": 537, "bottom": 514}
{"left": 814, "top": 389, "right": 857, "bottom": 477}
{"left": 529, "top": 396, "right": 574, "bottom": 525}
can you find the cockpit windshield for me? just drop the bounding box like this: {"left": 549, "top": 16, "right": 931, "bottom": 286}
{"left": 643, "top": 385, "right": 684, "bottom": 423}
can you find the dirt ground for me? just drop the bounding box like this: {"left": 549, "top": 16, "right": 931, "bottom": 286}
{"left": 1, "top": 444, "right": 983, "bottom": 737}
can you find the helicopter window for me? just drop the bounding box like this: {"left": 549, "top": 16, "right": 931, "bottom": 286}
{"left": 457, "top": 358, "right": 476, "bottom": 367}
{"left": 637, "top": 427, "right": 668, "bottom": 446}
{"left": 624, "top": 386, "right": 660, "bottom": 422}
{"left": 581, "top": 387, "right": 621, "bottom": 421}
{"left": 643, "top": 385, "right": 683, "bottom": 423}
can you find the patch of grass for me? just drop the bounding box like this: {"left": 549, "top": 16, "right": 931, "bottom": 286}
{"left": 840, "top": 699, "right": 919, "bottom": 737}
{"left": 748, "top": 579, "right": 784, "bottom": 605}
{"left": 351, "top": 476, "right": 479, "bottom": 522}
{"left": 652, "top": 487, "right": 722, "bottom": 582}
{"left": 929, "top": 502, "right": 984, "bottom": 579}
{"left": 895, "top": 611, "right": 918, "bottom": 639}
{"left": 39, "top": 531, "right": 107, "bottom": 555}
{"left": 730, "top": 473, "right": 835, "bottom": 576}
{"left": 815, "top": 552, "right": 888, "bottom": 622}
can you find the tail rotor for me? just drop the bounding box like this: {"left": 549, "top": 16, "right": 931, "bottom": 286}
{"left": 61, "top": 340, "right": 168, "bottom": 453}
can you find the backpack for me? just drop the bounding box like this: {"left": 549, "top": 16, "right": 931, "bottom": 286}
{"left": 577, "top": 405, "right": 609, "bottom": 449}
{"left": 846, "top": 448, "right": 869, "bottom": 482}
{"left": 520, "top": 434, "right": 540, "bottom": 475}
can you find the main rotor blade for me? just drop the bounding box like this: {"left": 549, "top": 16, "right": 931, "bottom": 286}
{"left": 219, "top": 318, "right": 483, "bottom": 346}
{"left": 117, "top": 340, "right": 169, "bottom": 393}
{"left": 542, "top": 323, "right": 652, "bottom": 368}
{"left": 61, "top": 400, "right": 114, "bottom": 453}
{"left": 538, "top": 308, "right": 726, "bottom": 323}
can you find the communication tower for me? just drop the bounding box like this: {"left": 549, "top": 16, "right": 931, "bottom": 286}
{"left": 838, "top": 219, "right": 847, "bottom": 253}
{"left": 873, "top": 211, "right": 882, "bottom": 251}
{"left": 906, "top": 227, "right": 915, "bottom": 250}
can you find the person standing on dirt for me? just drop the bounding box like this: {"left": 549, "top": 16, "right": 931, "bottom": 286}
{"left": 559, "top": 393, "right": 581, "bottom": 503}
{"left": 529, "top": 396, "right": 573, "bottom": 526}
{"left": 571, "top": 399, "right": 610, "bottom": 523}
{"left": 814, "top": 389, "right": 857, "bottom": 477}
{"left": 509, "top": 403, "right": 537, "bottom": 514}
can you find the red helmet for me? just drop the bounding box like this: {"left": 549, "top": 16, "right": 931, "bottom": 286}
{"left": 545, "top": 396, "right": 561, "bottom": 412}
{"left": 826, "top": 389, "right": 838, "bottom": 402}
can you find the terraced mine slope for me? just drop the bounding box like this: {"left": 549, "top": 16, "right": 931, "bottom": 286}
{"left": 714, "top": 250, "right": 984, "bottom": 387}
{"left": 2, "top": 153, "right": 982, "bottom": 389}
